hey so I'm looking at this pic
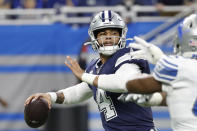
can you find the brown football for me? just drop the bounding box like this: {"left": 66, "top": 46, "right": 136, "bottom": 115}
{"left": 24, "top": 97, "right": 49, "bottom": 128}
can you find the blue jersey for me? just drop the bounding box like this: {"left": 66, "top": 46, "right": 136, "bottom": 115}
{"left": 86, "top": 48, "right": 155, "bottom": 131}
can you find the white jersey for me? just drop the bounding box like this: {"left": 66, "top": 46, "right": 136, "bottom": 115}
{"left": 153, "top": 55, "right": 197, "bottom": 131}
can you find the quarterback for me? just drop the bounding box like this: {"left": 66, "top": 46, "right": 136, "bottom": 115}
{"left": 124, "top": 14, "right": 197, "bottom": 131}
{"left": 25, "top": 10, "right": 156, "bottom": 131}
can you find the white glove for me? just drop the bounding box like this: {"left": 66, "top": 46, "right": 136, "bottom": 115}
{"left": 129, "top": 36, "right": 165, "bottom": 65}
{"left": 118, "top": 93, "right": 151, "bottom": 107}
{"left": 118, "top": 92, "right": 163, "bottom": 107}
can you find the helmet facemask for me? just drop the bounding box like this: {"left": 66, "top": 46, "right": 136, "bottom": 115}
{"left": 88, "top": 10, "right": 128, "bottom": 56}
{"left": 92, "top": 28, "right": 126, "bottom": 55}
{"left": 94, "top": 35, "right": 121, "bottom": 55}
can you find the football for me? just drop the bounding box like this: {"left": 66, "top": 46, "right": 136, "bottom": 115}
{"left": 24, "top": 97, "right": 49, "bottom": 128}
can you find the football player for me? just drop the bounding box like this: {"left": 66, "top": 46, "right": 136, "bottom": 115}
{"left": 25, "top": 10, "right": 157, "bottom": 131}
{"left": 122, "top": 14, "right": 197, "bottom": 131}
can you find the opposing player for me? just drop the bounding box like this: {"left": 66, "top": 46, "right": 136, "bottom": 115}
{"left": 25, "top": 10, "right": 157, "bottom": 131}
{"left": 123, "top": 14, "right": 197, "bottom": 131}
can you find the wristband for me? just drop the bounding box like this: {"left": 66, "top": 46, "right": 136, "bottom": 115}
{"left": 47, "top": 92, "right": 57, "bottom": 104}
{"left": 55, "top": 92, "right": 65, "bottom": 104}
{"left": 81, "top": 73, "right": 97, "bottom": 85}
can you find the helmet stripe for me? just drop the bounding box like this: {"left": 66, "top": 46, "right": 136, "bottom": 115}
{"left": 177, "top": 23, "right": 183, "bottom": 43}
{"left": 101, "top": 11, "right": 105, "bottom": 22}
{"left": 108, "top": 10, "right": 112, "bottom": 21}
{"left": 104, "top": 10, "right": 109, "bottom": 23}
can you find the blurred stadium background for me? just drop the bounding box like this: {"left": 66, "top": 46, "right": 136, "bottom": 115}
{"left": 0, "top": 0, "right": 197, "bottom": 131}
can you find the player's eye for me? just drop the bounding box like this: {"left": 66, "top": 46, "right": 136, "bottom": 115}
{"left": 98, "top": 32, "right": 105, "bottom": 37}
{"left": 112, "top": 31, "right": 119, "bottom": 36}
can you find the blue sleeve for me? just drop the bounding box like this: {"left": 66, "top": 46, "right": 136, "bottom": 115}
{"left": 113, "top": 48, "right": 150, "bottom": 74}
{"left": 85, "top": 59, "right": 98, "bottom": 73}
{"left": 153, "top": 56, "right": 178, "bottom": 84}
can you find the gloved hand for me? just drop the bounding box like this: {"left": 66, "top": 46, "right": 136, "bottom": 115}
{"left": 118, "top": 92, "right": 163, "bottom": 107}
{"left": 118, "top": 93, "right": 152, "bottom": 107}
{"left": 129, "top": 36, "right": 165, "bottom": 65}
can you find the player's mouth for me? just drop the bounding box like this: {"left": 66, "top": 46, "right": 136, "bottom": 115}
{"left": 104, "top": 42, "right": 114, "bottom": 46}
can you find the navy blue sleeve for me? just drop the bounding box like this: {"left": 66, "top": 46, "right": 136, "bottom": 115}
{"left": 85, "top": 59, "right": 98, "bottom": 73}
{"left": 114, "top": 57, "right": 150, "bottom": 74}
{"left": 113, "top": 47, "right": 150, "bottom": 74}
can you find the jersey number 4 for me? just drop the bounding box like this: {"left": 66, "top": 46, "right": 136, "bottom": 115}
{"left": 96, "top": 89, "right": 117, "bottom": 121}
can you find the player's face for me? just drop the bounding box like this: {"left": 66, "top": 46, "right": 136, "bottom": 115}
{"left": 96, "top": 29, "right": 120, "bottom": 47}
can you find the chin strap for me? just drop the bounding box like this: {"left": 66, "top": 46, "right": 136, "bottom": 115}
{"left": 83, "top": 37, "right": 134, "bottom": 55}
{"left": 99, "top": 45, "right": 119, "bottom": 55}
{"left": 84, "top": 42, "right": 92, "bottom": 46}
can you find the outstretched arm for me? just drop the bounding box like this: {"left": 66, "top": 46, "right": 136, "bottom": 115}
{"left": 123, "top": 75, "right": 167, "bottom": 106}
{"left": 51, "top": 82, "right": 93, "bottom": 105}
{"left": 65, "top": 56, "right": 142, "bottom": 93}
{"left": 25, "top": 82, "right": 93, "bottom": 108}
{"left": 126, "top": 75, "right": 162, "bottom": 94}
